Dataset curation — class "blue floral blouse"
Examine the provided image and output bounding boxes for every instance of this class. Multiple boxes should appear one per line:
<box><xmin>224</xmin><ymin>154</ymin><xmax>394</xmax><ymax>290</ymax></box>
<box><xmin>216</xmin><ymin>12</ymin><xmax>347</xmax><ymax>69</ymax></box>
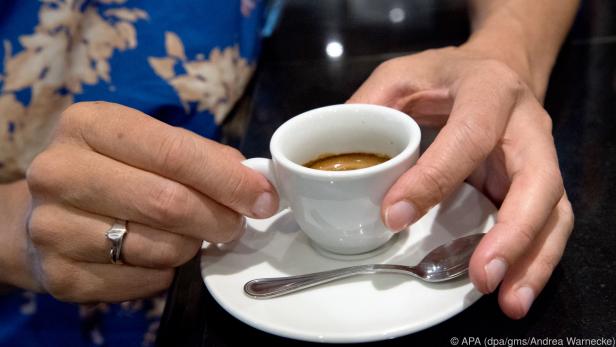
<box><xmin>0</xmin><ymin>0</ymin><xmax>265</xmax><ymax>346</ymax></box>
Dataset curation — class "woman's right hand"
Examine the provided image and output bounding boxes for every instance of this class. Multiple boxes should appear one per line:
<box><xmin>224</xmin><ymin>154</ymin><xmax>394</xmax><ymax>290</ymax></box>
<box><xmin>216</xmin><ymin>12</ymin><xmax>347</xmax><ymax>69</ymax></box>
<box><xmin>23</xmin><ymin>101</ymin><xmax>278</xmax><ymax>302</ymax></box>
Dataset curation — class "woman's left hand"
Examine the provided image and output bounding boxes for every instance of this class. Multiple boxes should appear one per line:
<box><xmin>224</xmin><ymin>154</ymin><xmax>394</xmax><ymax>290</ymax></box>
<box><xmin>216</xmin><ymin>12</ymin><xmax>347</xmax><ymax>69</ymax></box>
<box><xmin>348</xmin><ymin>45</ymin><xmax>573</xmax><ymax>319</ymax></box>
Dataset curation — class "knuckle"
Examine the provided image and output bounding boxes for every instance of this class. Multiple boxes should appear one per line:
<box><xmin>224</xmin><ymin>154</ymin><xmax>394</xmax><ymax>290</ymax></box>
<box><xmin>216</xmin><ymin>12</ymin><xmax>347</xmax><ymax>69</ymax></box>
<box><xmin>219</xmin><ymin>145</ymin><xmax>245</xmax><ymax>161</ymax></box>
<box><xmin>560</xmin><ymin>198</ymin><xmax>574</xmax><ymax>221</ymax></box>
<box><xmin>225</xmin><ymin>169</ymin><xmax>251</xmax><ymax>208</ymax></box>
<box><xmin>185</xmin><ymin>239</ymin><xmax>202</xmax><ymax>258</ymax></box>
<box><xmin>471</xmin><ymin>59</ymin><xmax>528</xmax><ymax>100</ymax></box>
<box><xmin>42</xmin><ymin>260</ymin><xmax>80</xmax><ymax>302</ymax></box>
<box><xmin>62</xmin><ymin>101</ymin><xmax>91</xmax><ymax>117</ymax></box>
<box><xmin>451</xmin><ymin>117</ymin><xmax>497</xmax><ymax>160</ymax></box>
<box><xmin>375</xmin><ymin>58</ymin><xmax>401</xmax><ymax>73</ymax></box>
<box><xmin>58</xmin><ymin>103</ymin><xmax>84</xmax><ymax>129</ymax></box>
<box><xmin>539</xmin><ymin>166</ymin><xmax>565</xmax><ymax>200</ymax></box>
<box><xmin>156</xmin><ymin>131</ymin><xmax>196</xmax><ymax>175</ymax></box>
<box><xmin>419</xmin><ymin>47</ymin><xmax>448</xmax><ymax>62</ymax></box>
<box><xmin>511</xmin><ymin>222</ymin><xmax>537</xmax><ymax>246</ymax></box>
<box><xmin>537</xmin><ymin>112</ymin><xmax>554</xmax><ymax>133</ymax></box>
<box><xmin>143</xmin><ymin>182</ymin><xmax>193</xmax><ymax>226</ymax></box>
<box><xmin>27</xmin><ymin>208</ymin><xmax>53</xmax><ymax>246</ymax></box>
<box><xmin>369</xmin><ymin>58</ymin><xmax>407</xmax><ymax>98</ymax></box>
<box><xmin>481</xmin><ymin>59</ymin><xmax>526</xmax><ymax>96</ymax></box>
<box><xmin>59</xmin><ymin>101</ymin><xmax>126</xmax><ymax>145</ymax></box>
<box><xmin>558</xmin><ymin>198</ymin><xmax>575</xmax><ymax>230</ymax></box>
<box><xmin>26</xmin><ymin>147</ymin><xmax>75</xmax><ymax>197</ymax></box>
<box><xmin>148</xmin><ymin>241</ymin><xmax>186</xmax><ymax>268</ymax></box>
<box><xmin>552</xmin><ymin>177</ymin><xmax>565</xmax><ymax>199</ymax></box>
<box><xmin>57</xmin><ymin>102</ymin><xmax>97</xmax><ymax>133</ymax></box>
<box><xmin>413</xmin><ymin>163</ymin><xmax>450</xmax><ymax>208</ymax></box>
<box><xmin>536</xmin><ymin>255</ymin><xmax>561</xmax><ymax>277</ymax></box>
<box><xmin>375</xmin><ymin>55</ymin><xmax>416</xmax><ymax>75</ymax></box>
<box><xmin>26</xmin><ymin>151</ymin><xmax>55</xmax><ymax>194</ymax></box>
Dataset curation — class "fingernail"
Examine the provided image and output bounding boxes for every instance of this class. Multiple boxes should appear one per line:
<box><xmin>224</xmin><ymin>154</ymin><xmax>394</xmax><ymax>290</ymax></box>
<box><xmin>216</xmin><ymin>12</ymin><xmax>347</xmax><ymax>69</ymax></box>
<box><xmin>516</xmin><ymin>286</ymin><xmax>535</xmax><ymax>318</ymax></box>
<box><xmin>385</xmin><ymin>200</ymin><xmax>417</xmax><ymax>232</ymax></box>
<box><xmin>252</xmin><ymin>192</ymin><xmax>276</xmax><ymax>218</ymax></box>
<box><xmin>484</xmin><ymin>258</ymin><xmax>508</xmax><ymax>292</ymax></box>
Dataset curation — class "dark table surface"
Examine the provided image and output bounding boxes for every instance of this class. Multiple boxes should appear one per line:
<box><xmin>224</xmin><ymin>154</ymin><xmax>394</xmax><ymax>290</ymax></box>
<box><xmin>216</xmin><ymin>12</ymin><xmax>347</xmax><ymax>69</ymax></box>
<box><xmin>157</xmin><ymin>1</ymin><xmax>616</xmax><ymax>345</ymax></box>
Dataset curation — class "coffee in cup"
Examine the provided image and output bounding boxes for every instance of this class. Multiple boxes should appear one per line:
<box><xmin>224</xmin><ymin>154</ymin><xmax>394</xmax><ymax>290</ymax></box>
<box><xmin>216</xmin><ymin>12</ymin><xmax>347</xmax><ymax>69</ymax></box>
<box><xmin>242</xmin><ymin>104</ymin><xmax>421</xmax><ymax>255</ymax></box>
<box><xmin>304</xmin><ymin>152</ymin><xmax>391</xmax><ymax>171</ymax></box>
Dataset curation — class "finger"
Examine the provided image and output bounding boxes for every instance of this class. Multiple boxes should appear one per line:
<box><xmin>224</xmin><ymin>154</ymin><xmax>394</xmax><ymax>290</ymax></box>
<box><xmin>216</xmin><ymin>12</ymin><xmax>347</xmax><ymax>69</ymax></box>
<box><xmin>29</xmin><ymin>202</ymin><xmax>205</xmax><ymax>268</ymax></box>
<box><xmin>346</xmin><ymin>58</ymin><xmax>415</xmax><ymax>107</ymax></box>
<box><xmin>397</xmin><ymin>90</ymin><xmax>453</xmax><ymax>127</ymax></box>
<box><xmin>381</xmin><ymin>71</ymin><xmax>518</xmax><ymax>231</ymax></box>
<box><xmin>497</xmin><ymin>196</ymin><xmax>573</xmax><ymax>319</ymax></box>
<box><xmin>58</xmin><ymin>102</ymin><xmax>278</xmax><ymax>218</ymax></box>
<box><xmin>346</xmin><ymin>58</ymin><xmax>452</xmax><ymax>127</ymax></box>
<box><xmin>466</xmin><ymin>149</ymin><xmax>511</xmax><ymax>204</ymax></box>
<box><xmin>27</xmin><ymin>146</ymin><xmax>245</xmax><ymax>242</ymax></box>
<box><xmin>38</xmin><ymin>255</ymin><xmax>174</xmax><ymax>303</ymax></box>
<box><xmin>469</xmin><ymin>107</ymin><xmax>565</xmax><ymax>294</ymax></box>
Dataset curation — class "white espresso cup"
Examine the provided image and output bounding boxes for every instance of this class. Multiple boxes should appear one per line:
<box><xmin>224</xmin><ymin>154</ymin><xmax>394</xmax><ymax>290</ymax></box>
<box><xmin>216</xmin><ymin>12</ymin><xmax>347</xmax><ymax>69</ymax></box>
<box><xmin>243</xmin><ymin>104</ymin><xmax>421</xmax><ymax>255</ymax></box>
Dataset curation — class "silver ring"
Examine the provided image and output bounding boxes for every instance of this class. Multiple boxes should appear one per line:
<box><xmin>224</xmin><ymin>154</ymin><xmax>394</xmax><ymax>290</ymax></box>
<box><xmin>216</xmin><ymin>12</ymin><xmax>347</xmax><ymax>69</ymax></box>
<box><xmin>105</xmin><ymin>219</ymin><xmax>128</xmax><ymax>264</ymax></box>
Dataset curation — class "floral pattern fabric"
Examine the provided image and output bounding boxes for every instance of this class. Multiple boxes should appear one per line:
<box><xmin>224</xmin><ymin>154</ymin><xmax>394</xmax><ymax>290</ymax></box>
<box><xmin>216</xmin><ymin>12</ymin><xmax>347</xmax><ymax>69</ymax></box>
<box><xmin>0</xmin><ymin>0</ymin><xmax>264</xmax><ymax>346</ymax></box>
<box><xmin>0</xmin><ymin>0</ymin><xmax>262</xmax><ymax>182</ymax></box>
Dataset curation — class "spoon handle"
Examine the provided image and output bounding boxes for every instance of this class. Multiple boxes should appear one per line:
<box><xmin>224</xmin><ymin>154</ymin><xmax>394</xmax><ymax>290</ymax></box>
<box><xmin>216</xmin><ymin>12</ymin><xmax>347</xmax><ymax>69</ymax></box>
<box><xmin>244</xmin><ymin>264</ymin><xmax>419</xmax><ymax>298</ymax></box>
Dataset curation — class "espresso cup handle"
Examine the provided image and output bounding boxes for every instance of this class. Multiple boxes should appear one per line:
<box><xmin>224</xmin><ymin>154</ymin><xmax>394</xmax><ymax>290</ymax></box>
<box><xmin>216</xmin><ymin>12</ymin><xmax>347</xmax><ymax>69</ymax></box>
<box><xmin>242</xmin><ymin>158</ymin><xmax>289</xmax><ymax>213</ymax></box>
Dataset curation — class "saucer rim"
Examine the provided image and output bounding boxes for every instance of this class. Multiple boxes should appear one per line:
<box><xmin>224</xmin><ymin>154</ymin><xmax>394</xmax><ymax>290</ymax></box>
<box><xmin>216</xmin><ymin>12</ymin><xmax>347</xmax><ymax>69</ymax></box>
<box><xmin>201</xmin><ymin>183</ymin><xmax>496</xmax><ymax>343</ymax></box>
<box><xmin>204</xmin><ymin>277</ymin><xmax>483</xmax><ymax>343</ymax></box>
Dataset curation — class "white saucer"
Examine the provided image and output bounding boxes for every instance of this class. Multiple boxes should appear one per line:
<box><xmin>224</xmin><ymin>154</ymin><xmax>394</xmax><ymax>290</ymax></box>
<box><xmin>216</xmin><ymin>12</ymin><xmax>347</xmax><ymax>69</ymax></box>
<box><xmin>200</xmin><ymin>183</ymin><xmax>497</xmax><ymax>343</ymax></box>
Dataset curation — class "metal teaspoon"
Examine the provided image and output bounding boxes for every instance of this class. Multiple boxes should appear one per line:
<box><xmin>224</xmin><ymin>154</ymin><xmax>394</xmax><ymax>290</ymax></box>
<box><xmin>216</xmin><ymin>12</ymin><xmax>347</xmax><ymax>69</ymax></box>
<box><xmin>244</xmin><ymin>233</ymin><xmax>484</xmax><ymax>298</ymax></box>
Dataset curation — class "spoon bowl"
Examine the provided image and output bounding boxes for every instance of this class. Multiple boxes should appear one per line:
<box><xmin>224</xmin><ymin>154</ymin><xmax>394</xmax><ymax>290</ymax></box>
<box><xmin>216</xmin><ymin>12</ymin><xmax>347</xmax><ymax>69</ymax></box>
<box><xmin>244</xmin><ymin>233</ymin><xmax>485</xmax><ymax>298</ymax></box>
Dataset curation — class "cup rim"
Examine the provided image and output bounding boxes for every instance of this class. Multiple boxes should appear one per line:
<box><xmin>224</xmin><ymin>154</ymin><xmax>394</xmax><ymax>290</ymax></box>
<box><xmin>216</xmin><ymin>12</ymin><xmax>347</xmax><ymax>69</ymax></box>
<box><xmin>269</xmin><ymin>104</ymin><xmax>421</xmax><ymax>180</ymax></box>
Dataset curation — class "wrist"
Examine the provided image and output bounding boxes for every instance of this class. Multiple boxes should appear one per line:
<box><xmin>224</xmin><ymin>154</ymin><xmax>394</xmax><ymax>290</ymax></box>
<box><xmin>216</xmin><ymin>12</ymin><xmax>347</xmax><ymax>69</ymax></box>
<box><xmin>462</xmin><ymin>16</ymin><xmax>556</xmax><ymax>101</ymax></box>
<box><xmin>0</xmin><ymin>181</ymin><xmax>40</xmax><ymax>291</ymax></box>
